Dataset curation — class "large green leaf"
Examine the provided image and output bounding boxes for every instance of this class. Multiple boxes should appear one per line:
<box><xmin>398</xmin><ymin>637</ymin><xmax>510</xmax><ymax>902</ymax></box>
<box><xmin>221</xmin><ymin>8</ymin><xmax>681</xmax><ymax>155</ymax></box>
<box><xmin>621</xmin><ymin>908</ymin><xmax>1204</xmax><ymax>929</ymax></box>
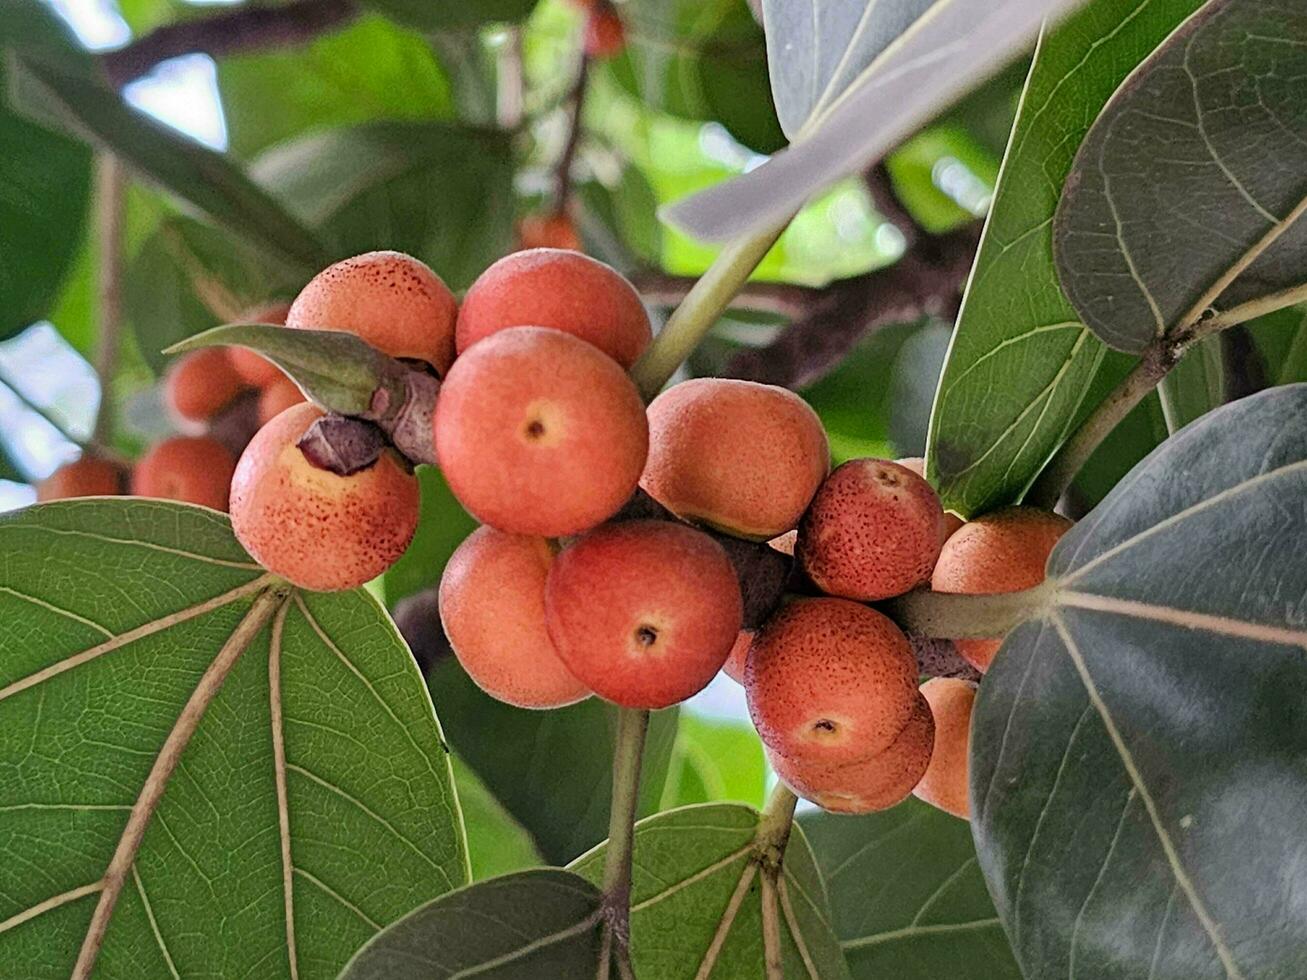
<box><xmin>340</xmin><ymin>869</ymin><xmax>607</xmax><ymax>979</ymax></box>
<box><xmin>926</xmin><ymin>0</ymin><xmax>1203</xmax><ymax>516</ymax></box>
<box><xmin>973</xmin><ymin>384</ymin><xmax>1307</xmax><ymax>978</ymax></box>
<box><xmin>801</xmin><ymin>799</ymin><xmax>1019</xmax><ymax>979</ymax></box>
<box><xmin>0</xmin><ymin>500</ymin><xmax>468</xmax><ymax>976</ymax></box>
<box><xmin>0</xmin><ymin>55</ymin><xmax>90</xmax><ymax>341</ymax></box>
<box><xmin>1055</xmin><ymin>0</ymin><xmax>1307</xmax><ymax>353</ymax></box>
<box><xmin>661</xmin><ymin>714</ymin><xmax>768</xmax><ymax>810</ymax></box>
<box><xmin>218</xmin><ymin>14</ymin><xmax>454</xmax><ymax>159</ymax></box>
<box><xmin>666</xmin><ymin>0</ymin><xmax>1084</xmax><ymax>240</ymax></box>
<box><xmin>428</xmin><ymin>658</ymin><xmax>679</xmax><ymax>864</ymax></box>
<box><xmin>252</xmin><ymin>121</ymin><xmax>514</xmax><ymax>290</ymax></box>
<box><xmin>570</xmin><ymin>803</ymin><xmax>851</xmax><ymax>979</ymax></box>
<box><xmin>450</xmin><ymin>758</ymin><xmax>543</xmax><ymax>881</ymax></box>
<box><xmin>7</xmin><ymin>56</ymin><xmax>327</xmax><ymax>276</ymax></box>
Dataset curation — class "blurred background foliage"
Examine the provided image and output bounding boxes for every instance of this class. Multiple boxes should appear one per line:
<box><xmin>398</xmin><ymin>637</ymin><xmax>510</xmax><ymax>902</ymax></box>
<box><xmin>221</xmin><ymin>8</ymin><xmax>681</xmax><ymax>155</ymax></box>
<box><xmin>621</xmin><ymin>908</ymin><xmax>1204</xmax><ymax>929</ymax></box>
<box><xmin>8</xmin><ymin>0</ymin><xmax>1300</xmax><ymax>873</ymax></box>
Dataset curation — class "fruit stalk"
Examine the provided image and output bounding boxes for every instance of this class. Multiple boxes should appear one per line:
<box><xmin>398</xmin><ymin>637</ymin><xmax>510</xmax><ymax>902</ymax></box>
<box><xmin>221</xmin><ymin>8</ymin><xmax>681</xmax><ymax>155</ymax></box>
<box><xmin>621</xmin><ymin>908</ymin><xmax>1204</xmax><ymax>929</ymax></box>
<box><xmin>755</xmin><ymin>784</ymin><xmax>796</xmax><ymax>980</ymax></box>
<box><xmin>630</xmin><ymin>221</ymin><xmax>790</xmax><ymax>400</ymax></box>
<box><xmin>598</xmin><ymin>706</ymin><xmax>650</xmax><ymax>977</ymax></box>
<box><xmin>882</xmin><ymin>582</ymin><xmax>1053</xmax><ymax>639</ymax></box>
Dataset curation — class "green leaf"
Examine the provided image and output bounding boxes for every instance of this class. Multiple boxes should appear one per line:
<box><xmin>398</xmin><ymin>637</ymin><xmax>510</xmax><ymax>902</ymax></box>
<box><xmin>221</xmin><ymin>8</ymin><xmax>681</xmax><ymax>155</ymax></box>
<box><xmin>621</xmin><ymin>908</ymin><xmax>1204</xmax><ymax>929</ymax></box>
<box><xmin>661</xmin><ymin>714</ymin><xmax>768</xmax><ymax>810</ymax></box>
<box><xmin>0</xmin><ymin>499</ymin><xmax>468</xmax><ymax>976</ymax></box>
<box><xmin>1054</xmin><ymin>0</ymin><xmax>1307</xmax><ymax>353</ymax></box>
<box><xmin>926</xmin><ymin>0</ymin><xmax>1204</xmax><ymax>517</ymax></box>
<box><xmin>427</xmin><ymin>658</ymin><xmax>679</xmax><ymax>864</ymax></box>
<box><xmin>167</xmin><ymin>323</ymin><xmax>394</xmax><ymax>416</ymax></box>
<box><xmin>0</xmin><ymin>56</ymin><xmax>91</xmax><ymax>341</ymax></box>
<box><xmin>126</xmin><ymin>218</ymin><xmax>301</xmax><ymax>374</ymax></box>
<box><xmin>973</xmin><ymin>384</ymin><xmax>1307</xmax><ymax>978</ymax></box>
<box><xmin>570</xmin><ymin>802</ymin><xmax>851</xmax><ymax>979</ymax></box>
<box><xmin>1156</xmin><ymin>335</ymin><xmax>1224</xmax><ymax>433</ymax></box>
<box><xmin>1252</xmin><ymin>304</ymin><xmax>1307</xmax><ymax>386</ymax></box>
<box><xmin>218</xmin><ymin>14</ymin><xmax>454</xmax><ymax>159</ymax></box>
<box><xmin>7</xmin><ymin>56</ymin><xmax>327</xmax><ymax>275</ymax></box>
<box><xmin>606</xmin><ymin>0</ymin><xmax>784</xmax><ymax>154</ymax></box>
<box><xmin>451</xmin><ymin>757</ymin><xmax>544</xmax><ymax>881</ymax></box>
<box><xmin>801</xmin><ymin>799</ymin><xmax>1019</xmax><ymax>979</ymax></box>
<box><xmin>666</xmin><ymin>0</ymin><xmax>1084</xmax><ymax>240</ymax></box>
<box><xmin>382</xmin><ymin>466</ymin><xmax>478</xmax><ymax>605</ymax></box>
<box><xmin>252</xmin><ymin>121</ymin><xmax>515</xmax><ymax>290</ymax></box>
<box><xmin>340</xmin><ymin>869</ymin><xmax>606</xmax><ymax>979</ymax></box>
<box><xmin>361</xmin><ymin>0</ymin><xmax>537</xmax><ymax>32</ymax></box>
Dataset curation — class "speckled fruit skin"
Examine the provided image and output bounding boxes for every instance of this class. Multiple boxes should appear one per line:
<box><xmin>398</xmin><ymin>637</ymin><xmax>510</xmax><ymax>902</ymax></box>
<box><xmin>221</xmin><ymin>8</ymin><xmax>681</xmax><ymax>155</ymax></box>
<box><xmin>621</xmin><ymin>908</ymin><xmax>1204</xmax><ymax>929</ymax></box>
<box><xmin>769</xmin><ymin>694</ymin><xmax>935</xmax><ymax>813</ymax></box>
<box><xmin>914</xmin><ymin>677</ymin><xmax>976</xmax><ymax>819</ymax></box>
<box><xmin>132</xmin><ymin>436</ymin><xmax>236</xmax><ymax>511</ymax></box>
<box><xmin>164</xmin><ymin>348</ymin><xmax>246</xmax><ymax>427</ymax></box>
<box><xmin>230</xmin><ymin>403</ymin><xmax>419</xmax><ymax>592</ymax></box>
<box><xmin>545</xmin><ymin>520</ymin><xmax>743</xmax><ymax>709</ymax></box>
<box><xmin>722</xmin><ymin>629</ymin><xmax>753</xmax><ymax>683</ymax></box>
<box><xmin>287</xmin><ymin>251</ymin><xmax>458</xmax><ymax>375</ymax></box>
<box><xmin>745</xmin><ymin>597</ymin><xmax>919</xmax><ymax>766</ymax></box>
<box><xmin>516</xmin><ymin>213</ymin><xmax>582</xmax><ymax>252</ymax></box>
<box><xmin>931</xmin><ymin>506</ymin><xmax>1073</xmax><ymax>672</ymax></box>
<box><xmin>37</xmin><ymin>456</ymin><xmax>122</xmax><ymax>501</ymax></box>
<box><xmin>456</xmin><ymin>249</ymin><xmax>651</xmax><ymax>368</ymax></box>
<box><xmin>257</xmin><ymin>375</ymin><xmax>305</xmax><ymax>426</ymax></box>
<box><xmin>642</xmin><ymin>379</ymin><xmax>830</xmax><ymax>540</ymax></box>
<box><xmin>797</xmin><ymin>458</ymin><xmax>945</xmax><ymax>601</ymax></box>
<box><xmin>227</xmin><ymin>301</ymin><xmax>292</xmax><ymax>386</ymax></box>
<box><xmin>896</xmin><ymin>456</ymin><xmax>964</xmax><ymax>541</ymax></box>
<box><xmin>439</xmin><ymin>527</ymin><xmax>590</xmax><ymax>709</ymax></box>
<box><xmin>435</xmin><ymin>327</ymin><xmax>649</xmax><ymax>537</ymax></box>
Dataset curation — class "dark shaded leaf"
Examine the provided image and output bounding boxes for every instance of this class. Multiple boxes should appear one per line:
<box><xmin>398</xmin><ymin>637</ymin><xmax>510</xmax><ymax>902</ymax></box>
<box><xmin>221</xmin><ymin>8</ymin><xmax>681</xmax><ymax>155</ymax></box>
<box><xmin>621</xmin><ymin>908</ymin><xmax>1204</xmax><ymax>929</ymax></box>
<box><xmin>427</xmin><ymin>658</ymin><xmax>680</xmax><ymax>864</ymax></box>
<box><xmin>1055</xmin><ymin>0</ymin><xmax>1307</xmax><ymax>352</ymax></box>
<box><xmin>340</xmin><ymin>869</ymin><xmax>604</xmax><ymax>979</ymax></box>
<box><xmin>252</xmin><ymin>121</ymin><xmax>514</xmax><ymax>290</ymax></box>
<box><xmin>973</xmin><ymin>384</ymin><xmax>1307</xmax><ymax>979</ymax></box>
<box><xmin>361</xmin><ymin>0</ymin><xmax>537</xmax><ymax>32</ymax></box>
<box><xmin>802</xmin><ymin>799</ymin><xmax>1020</xmax><ymax>979</ymax></box>
<box><xmin>8</xmin><ymin>56</ymin><xmax>327</xmax><ymax>275</ymax></box>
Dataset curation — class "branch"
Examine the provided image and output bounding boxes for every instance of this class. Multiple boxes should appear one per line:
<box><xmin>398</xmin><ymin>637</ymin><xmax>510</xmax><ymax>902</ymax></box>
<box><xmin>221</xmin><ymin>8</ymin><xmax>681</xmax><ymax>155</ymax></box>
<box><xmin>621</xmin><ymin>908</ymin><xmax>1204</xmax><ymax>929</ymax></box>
<box><xmin>723</xmin><ymin>225</ymin><xmax>979</xmax><ymax>389</ymax></box>
<box><xmin>553</xmin><ymin>53</ymin><xmax>590</xmax><ymax>213</ymax></box>
<box><xmin>631</xmin><ymin>271</ymin><xmax>817</xmax><ymax>319</ymax></box>
<box><xmin>99</xmin><ymin>0</ymin><xmax>359</xmax><ymax>88</ymax></box>
<box><xmin>93</xmin><ymin>154</ymin><xmax>125</xmax><ymax>446</ymax></box>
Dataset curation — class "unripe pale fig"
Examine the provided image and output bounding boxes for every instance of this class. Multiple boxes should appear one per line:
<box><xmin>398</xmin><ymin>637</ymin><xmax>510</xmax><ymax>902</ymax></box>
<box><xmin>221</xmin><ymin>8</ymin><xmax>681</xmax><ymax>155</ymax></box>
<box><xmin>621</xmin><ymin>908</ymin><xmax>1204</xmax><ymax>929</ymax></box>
<box><xmin>797</xmin><ymin>458</ymin><xmax>945</xmax><ymax>601</ymax></box>
<box><xmin>545</xmin><ymin>520</ymin><xmax>742</xmax><ymax>709</ymax></box>
<box><xmin>132</xmin><ymin>436</ymin><xmax>236</xmax><ymax>511</ymax></box>
<box><xmin>287</xmin><ymin>251</ymin><xmax>458</xmax><ymax>375</ymax></box>
<box><xmin>745</xmin><ymin>597</ymin><xmax>918</xmax><ymax>766</ymax></box>
<box><xmin>37</xmin><ymin>456</ymin><xmax>123</xmax><ymax>501</ymax></box>
<box><xmin>642</xmin><ymin>379</ymin><xmax>830</xmax><ymax>540</ymax></box>
<box><xmin>455</xmin><ymin>249</ymin><xmax>651</xmax><ymax>368</ymax></box>
<box><xmin>769</xmin><ymin>694</ymin><xmax>935</xmax><ymax>813</ymax></box>
<box><xmin>913</xmin><ymin>677</ymin><xmax>976</xmax><ymax>819</ymax></box>
<box><xmin>439</xmin><ymin>527</ymin><xmax>590</xmax><ymax>709</ymax></box>
<box><xmin>435</xmin><ymin>326</ymin><xmax>648</xmax><ymax>537</ymax></box>
<box><xmin>930</xmin><ymin>506</ymin><xmax>1073</xmax><ymax>672</ymax></box>
<box><xmin>230</xmin><ymin>403</ymin><xmax>419</xmax><ymax>591</ymax></box>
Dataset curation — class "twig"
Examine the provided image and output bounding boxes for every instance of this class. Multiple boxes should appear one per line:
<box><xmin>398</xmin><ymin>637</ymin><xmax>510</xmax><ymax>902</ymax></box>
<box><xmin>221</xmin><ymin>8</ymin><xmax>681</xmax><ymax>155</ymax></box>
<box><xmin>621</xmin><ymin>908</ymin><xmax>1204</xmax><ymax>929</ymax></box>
<box><xmin>99</xmin><ymin>0</ymin><xmax>359</xmax><ymax>88</ymax></box>
<box><xmin>631</xmin><ymin>272</ymin><xmax>817</xmax><ymax>319</ymax></box>
<box><xmin>93</xmin><ymin>154</ymin><xmax>125</xmax><ymax>446</ymax></box>
<box><xmin>553</xmin><ymin>53</ymin><xmax>590</xmax><ymax>213</ymax></box>
<box><xmin>631</xmin><ymin>221</ymin><xmax>790</xmax><ymax>400</ymax></box>
<box><xmin>723</xmin><ymin>225</ymin><xmax>979</xmax><ymax>389</ymax></box>
<box><xmin>864</xmin><ymin>164</ymin><xmax>920</xmax><ymax>250</ymax></box>
<box><xmin>881</xmin><ymin>583</ymin><xmax>1053</xmax><ymax>640</ymax></box>
<box><xmin>598</xmin><ymin>706</ymin><xmax>650</xmax><ymax>976</ymax></box>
